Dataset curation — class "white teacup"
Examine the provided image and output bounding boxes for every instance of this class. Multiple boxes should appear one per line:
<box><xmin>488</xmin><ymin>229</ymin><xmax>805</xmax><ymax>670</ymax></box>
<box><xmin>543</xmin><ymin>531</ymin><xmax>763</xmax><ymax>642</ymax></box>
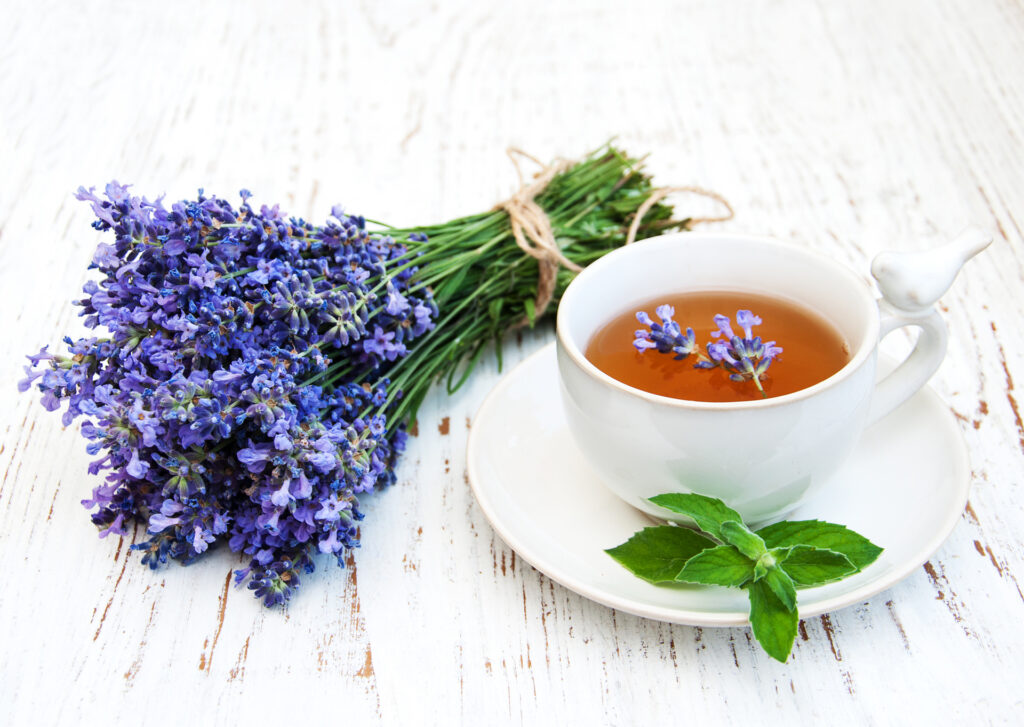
<box><xmin>556</xmin><ymin>230</ymin><xmax>989</xmax><ymax>524</ymax></box>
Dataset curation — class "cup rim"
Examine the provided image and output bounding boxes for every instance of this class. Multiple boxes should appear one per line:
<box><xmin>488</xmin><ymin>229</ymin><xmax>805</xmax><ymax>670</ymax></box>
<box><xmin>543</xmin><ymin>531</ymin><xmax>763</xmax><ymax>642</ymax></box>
<box><xmin>555</xmin><ymin>232</ymin><xmax>880</xmax><ymax>411</ymax></box>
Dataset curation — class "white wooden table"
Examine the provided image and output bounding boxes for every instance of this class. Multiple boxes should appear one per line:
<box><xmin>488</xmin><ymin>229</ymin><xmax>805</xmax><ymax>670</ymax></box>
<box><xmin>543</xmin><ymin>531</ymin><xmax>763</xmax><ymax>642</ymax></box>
<box><xmin>2</xmin><ymin>1</ymin><xmax>1022</xmax><ymax>723</ymax></box>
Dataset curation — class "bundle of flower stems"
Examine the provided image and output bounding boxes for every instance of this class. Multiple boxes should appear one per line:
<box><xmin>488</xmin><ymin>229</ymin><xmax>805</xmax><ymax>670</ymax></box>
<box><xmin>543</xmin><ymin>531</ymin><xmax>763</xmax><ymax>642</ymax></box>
<box><xmin>20</xmin><ymin>145</ymin><xmax>686</xmax><ymax>606</ymax></box>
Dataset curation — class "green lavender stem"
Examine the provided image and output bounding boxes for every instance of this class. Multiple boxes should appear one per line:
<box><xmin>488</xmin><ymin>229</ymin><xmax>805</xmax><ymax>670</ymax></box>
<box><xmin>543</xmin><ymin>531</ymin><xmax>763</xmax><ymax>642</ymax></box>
<box><xmin>375</xmin><ymin>145</ymin><xmax>689</xmax><ymax>427</ymax></box>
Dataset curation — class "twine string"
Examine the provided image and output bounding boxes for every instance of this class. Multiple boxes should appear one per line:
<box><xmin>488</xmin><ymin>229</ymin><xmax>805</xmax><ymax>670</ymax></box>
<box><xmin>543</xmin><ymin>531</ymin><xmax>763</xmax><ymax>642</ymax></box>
<box><xmin>495</xmin><ymin>149</ymin><xmax>582</xmax><ymax>326</ymax></box>
<box><xmin>495</xmin><ymin>149</ymin><xmax>734</xmax><ymax>326</ymax></box>
<box><xmin>623</xmin><ymin>185</ymin><xmax>734</xmax><ymax>246</ymax></box>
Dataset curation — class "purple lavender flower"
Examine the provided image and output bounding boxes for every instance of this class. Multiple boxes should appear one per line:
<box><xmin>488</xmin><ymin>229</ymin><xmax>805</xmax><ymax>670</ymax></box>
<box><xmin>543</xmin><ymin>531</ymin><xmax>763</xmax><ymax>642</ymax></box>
<box><xmin>270</xmin><ymin>479</ymin><xmax>295</xmax><ymax>508</ymax></box>
<box><xmin>192</xmin><ymin>525</ymin><xmax>216</xmax><ymax>553</ymax></box>
<box><xmin>99</xmin><ymin>512</ymin><xmax>126</xmax><ymax>539</ymax></box>
<box><xmin>237</xmin><ymin>442</ymin><xmax>273</xmax><ymax>473</ymax></box>
<box><xmin>364</xmin><ymin>326</ymin><xmax>407</xmax><ymax>362</ymax></box>
<box><xmin>384</xmin><ymin>282</ymin><xmax>410</xmax><ymax>315</ymax></box>
<box><xmin>315</xmin><ymin>494</ymin><xmax>343</xmax><ymax>522</ymax></box>
<box><xmin>17</xmin><ymin>365</ymin><xmax>43</xmax><ymax>393</ymax></box>
<box><xmin>631</xmin><ymin>306</ymin><xmax>784</xmax><ymax>397</ymax></box>
<box><xmin>736</xmin><ymin>310</ymin><xmax>759</xmax><ymax>339</ymax></box>
<box><xmin>633</xmin><ymin>304</ymin><xmax>696</xmax><ymax>360</ymax></box>
<box><xmin>411</xmin><ymin>302</ymin><xmax>436</xmax><ymax>336</ymax></box>
<box><xmin>318</xmin><ymin>528</ymin><xmax>342</xmax><ymax>554</ymax></box>
<box><xmin>126</xmin><ymin>450</ymin><xmax>150</xmax><ymax>479</ymax></box>
<box><xmin>21</xmin><ymin>183</ymin><xmax>435</xmax><ymax>607</ymax></box>
<box><xmin>148</xmin><ymin>512</ymin><xmax>180</xmax><ymax>533</ymax></box>
<box><xmin>247</xmin><ymin>561</ymin><xmax>300</xmax><ymax>607</ymax></box>
<box><xmin>696</xmin><ymin>309</ymin><xmax>782</xmax><ymax>396</ymax></box>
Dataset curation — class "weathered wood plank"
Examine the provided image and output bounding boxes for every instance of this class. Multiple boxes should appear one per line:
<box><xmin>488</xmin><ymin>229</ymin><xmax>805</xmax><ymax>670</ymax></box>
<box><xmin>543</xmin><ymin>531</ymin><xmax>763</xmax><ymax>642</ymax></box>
<box><xmin>1</xmin><ymin>0</ymin><xmax>1022</xmax><ymax>724</ymax></box>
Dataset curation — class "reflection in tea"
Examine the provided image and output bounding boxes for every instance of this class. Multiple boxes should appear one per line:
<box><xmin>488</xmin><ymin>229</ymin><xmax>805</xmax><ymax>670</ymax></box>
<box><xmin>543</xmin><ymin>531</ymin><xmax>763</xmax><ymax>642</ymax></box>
<box><xmin>584</xmin><ymin>290</ymin><xmax>851</xmax><ymax>402</ymax></box>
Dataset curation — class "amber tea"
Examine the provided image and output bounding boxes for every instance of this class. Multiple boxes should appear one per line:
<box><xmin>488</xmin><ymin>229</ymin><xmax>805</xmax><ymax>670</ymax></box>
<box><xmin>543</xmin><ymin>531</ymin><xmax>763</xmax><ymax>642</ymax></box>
<box><xmin>584</xmin><ymin>290</ymin><xmax>851</xmax><ymax>403</ymax></box>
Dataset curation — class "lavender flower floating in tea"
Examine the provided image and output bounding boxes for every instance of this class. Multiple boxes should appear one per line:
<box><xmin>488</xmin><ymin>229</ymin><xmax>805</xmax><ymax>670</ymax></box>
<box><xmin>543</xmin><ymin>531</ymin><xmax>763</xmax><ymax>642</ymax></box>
<box><xmin>634</xmin><ymin>306</ymin><xmax>783</xmax><ymax>397</ymax></box>
<box><xmin>586</xmin><ymin>290</ymin><xmax>850</xmax><ymax>402</ymax></box>
<box><xmin>632</xmin><ymin>304</ymin><xmax>697</xmax><ymax>359</ymax></box>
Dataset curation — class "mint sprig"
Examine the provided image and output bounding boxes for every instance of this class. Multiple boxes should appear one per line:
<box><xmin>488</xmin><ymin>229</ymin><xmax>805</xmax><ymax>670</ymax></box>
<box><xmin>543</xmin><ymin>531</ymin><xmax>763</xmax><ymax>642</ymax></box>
<box><xmin>604</xmin><ymin>526</ymin><xmax>715</xmax><ymax>583</ymax></box>
<box><xmin>605</xmin><ymin>493</ymin><xmax>883</xmax><ymax>663</ymax></box>
<box><xmin>648</xmin><ymin>493</ymin><xmax>742</xmax><ymax>541</ymax></box>
<box><xmin>756</xmin><ymin>520</ymin><xmax>883</xmax><ymax>570</ymax></box>
<box><xmin>676</xmin><ymin>545</ymin><xmax>754</xmax><ymax>586</ymax></box>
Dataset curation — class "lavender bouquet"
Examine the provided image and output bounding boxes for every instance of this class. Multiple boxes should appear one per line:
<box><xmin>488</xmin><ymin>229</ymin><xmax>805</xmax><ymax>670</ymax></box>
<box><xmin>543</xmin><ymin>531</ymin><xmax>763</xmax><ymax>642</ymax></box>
<box><xmin>19</xmin><ymin>146</ymin><xmax>691</xmax><ymax>606</ymax></box>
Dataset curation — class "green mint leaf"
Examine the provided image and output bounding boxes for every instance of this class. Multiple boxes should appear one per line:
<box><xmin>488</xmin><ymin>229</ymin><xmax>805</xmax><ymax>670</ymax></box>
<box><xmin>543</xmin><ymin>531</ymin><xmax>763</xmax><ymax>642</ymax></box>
<box><xmin>777</xmin><ymin>545</ymin><xmax>858</xmax><ymax>587</ymax></box>
<box><xmin>675</xmin><ymin>545</ymin><xmax>755</xmax><ymax>587</ymax></box>
<box><xmin>648</xmin><ymin>493</ymin><xmax>743</xmax><ymax>541</ymax></box>
<box><xmin>754</xmin><ymin>560</ymin><xmax>769</xmax><ymax>581</ymax></box>
<box><xmin>752</xmin><ymin>549</ymin><xmax>781</xmax><ymax>582</ymax></box>
<box><xmin>763</xmin><ymin>567</ymin><xmax>798</xmax><ymax>612</ymax></box>
<box><xmin>605</xmin><ymin>526</ymin><xmax>715</xmax><ymax>583</ymax></box>
<box><xmin>719</xmin><ymin>520</ymin><xmax>767</xmax><ymax>560</ymax></box>
<box><xmin>756</xmin><ymin>520</ymin><xmax>883</xmax><ymax>570</ymax></box>
<box><xmin>747</xmin><ymin>579</ymin><xmax>799</xmax><ymax>663</ymax></box>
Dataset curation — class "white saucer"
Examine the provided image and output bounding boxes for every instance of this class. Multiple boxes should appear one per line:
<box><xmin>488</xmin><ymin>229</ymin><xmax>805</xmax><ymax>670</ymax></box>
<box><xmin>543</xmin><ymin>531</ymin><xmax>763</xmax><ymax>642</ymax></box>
<box><xmin>466</xmin><ymin>343</ymin><xmax>971</xmax><ymax>626</ymax></box>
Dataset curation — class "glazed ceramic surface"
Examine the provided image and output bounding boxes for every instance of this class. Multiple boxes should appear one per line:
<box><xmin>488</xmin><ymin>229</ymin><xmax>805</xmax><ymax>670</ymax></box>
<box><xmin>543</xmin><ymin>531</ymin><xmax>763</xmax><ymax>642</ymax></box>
<box><xmin>555</xmin><ymin>232</ymin><xmax>969</xmax><ymax>523</ymax></box>
<box><xmin>468</xmin><ymin>344</ymin><xmax>970</xmax><ymax>625</ymax></box>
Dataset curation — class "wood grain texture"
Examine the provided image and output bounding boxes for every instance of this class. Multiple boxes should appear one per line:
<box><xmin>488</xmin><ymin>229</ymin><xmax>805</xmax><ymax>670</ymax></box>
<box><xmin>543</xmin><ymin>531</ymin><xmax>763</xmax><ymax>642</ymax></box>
<box><xmin>1</xmin><ymin>0</ymin><xmax>1022</xmax><ymax>724</ymax></box>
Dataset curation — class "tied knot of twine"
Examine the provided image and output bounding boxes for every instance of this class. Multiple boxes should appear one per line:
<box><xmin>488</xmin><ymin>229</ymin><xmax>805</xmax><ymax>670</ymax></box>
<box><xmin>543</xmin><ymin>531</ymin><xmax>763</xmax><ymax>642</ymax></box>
<box><xmin>495</xmin><ymin>149</ymin><xmax>582</xmax><ymax>327</ymax></box>
<box><xmin>496</xmin><ymin>148</ymin><xmax>734</xmax><ymax>327</ymax></box>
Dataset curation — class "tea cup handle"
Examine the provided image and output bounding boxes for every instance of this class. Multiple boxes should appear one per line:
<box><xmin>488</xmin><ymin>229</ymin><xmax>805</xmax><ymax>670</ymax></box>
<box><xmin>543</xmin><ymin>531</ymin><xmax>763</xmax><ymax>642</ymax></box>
<box><xmin>866</xmin><ymin>228</ymin><xmax>991</xmax><ymax>424</ymax></box>
<box><xmin>867</xmin><ymin>302</ymin><xmax>948</xmax><ymax>425</ymax></box>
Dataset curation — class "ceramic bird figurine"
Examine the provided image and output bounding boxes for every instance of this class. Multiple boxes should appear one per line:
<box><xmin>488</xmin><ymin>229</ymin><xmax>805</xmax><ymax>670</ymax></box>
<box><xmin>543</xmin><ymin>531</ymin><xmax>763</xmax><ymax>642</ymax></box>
<box><xmin>871</xmin><ymin>228</ymin><xmax>992</xmax><ymax>313</ymax></box>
